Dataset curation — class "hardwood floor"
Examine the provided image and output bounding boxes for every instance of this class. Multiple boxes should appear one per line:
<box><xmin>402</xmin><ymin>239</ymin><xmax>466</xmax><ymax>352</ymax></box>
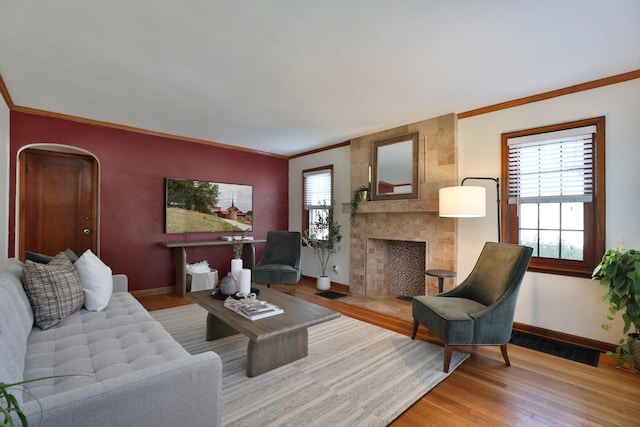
<box><xmin>137</xmin><ymin>278</ymin><xmax>640</xmax><ymax>427</ymax></box>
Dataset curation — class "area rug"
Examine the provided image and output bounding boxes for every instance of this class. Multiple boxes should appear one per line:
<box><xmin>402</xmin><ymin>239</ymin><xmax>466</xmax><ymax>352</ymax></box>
<box><xmin>510</xmin><ymin>330</ymin><xmax>600</xmax><ymax>367</ymax></box>
<box><xmin>152</xmin><ymin>304</ymin><xmax>468</xmax><ymax>426</ymax></box>
<box><xmin>315</xmin><ymin>290</ymin><xmax>347</xmax><ymax>299</ymax></box>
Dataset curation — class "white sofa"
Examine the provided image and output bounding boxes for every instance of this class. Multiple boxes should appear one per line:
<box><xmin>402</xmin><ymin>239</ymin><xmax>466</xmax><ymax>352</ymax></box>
<box><xmin>0</xmin><ymin>258</ymin><xmax>223</xmax><ymax>426</ymax></box>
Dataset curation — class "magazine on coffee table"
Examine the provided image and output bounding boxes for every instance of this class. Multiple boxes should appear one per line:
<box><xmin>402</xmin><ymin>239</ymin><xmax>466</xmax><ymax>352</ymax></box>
<box><xmin>223</xmin><ymin>297</ymin><xmax>284</xmax><ymax>320</ymax></box>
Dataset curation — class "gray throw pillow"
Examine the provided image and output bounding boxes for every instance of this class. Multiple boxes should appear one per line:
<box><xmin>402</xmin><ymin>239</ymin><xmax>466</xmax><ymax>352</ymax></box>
<box><xmin>25</xmin><ymin>249</ymin><xmax>79</xmax><ymax>264</ymax></box>
<box><xmin>22</xmin><ymin>252</ymin><xmax>85</xmax><ymax>330</ymax></box>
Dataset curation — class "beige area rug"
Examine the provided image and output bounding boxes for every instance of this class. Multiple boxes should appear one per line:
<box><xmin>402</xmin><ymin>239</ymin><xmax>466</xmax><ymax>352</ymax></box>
<box><xmin>340</xmin><ymin>295</ymin><xmax>414</xmax><ymax>323</ymax></box>
<box><xmin>152</xmin><ymin>304</ymin><xmax>468</xmax><ymax>427</ymax></box>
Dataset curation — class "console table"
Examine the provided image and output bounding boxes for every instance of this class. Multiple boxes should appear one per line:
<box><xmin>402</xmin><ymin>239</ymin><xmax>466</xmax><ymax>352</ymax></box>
<box><xmin>160</xmin><ymin>239</ymin><xmax>266</xmax><ymax>296</ymax></box>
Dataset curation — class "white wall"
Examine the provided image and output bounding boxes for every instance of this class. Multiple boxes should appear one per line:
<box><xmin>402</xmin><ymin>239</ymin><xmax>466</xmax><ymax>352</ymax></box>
<box><xmin>0</xmin><ymin>97</ymin><xmax>9</xmax><ymax>258</ymax></box>
<box><xmin>288</xmin><ymin>145</ymin><xmax>351</xmax><ymax>284</ymax></box>
<box><xmin>457</xmin><ymin>79</ymin><xmax>640</xmax><ymax>344</ymax></box>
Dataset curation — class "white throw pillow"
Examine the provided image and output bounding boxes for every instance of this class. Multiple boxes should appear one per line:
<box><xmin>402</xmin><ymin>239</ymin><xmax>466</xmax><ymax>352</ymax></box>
<box><xmin>75</xmin><ymin>249</ymin><xmax>113</xmax><ymax>311</ymax></box>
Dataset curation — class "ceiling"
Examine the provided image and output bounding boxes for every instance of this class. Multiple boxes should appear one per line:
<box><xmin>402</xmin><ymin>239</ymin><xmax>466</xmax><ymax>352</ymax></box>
<box><xmin>1</xmin><ymin>1</ymin><xmax>638</xmax><ymax>157</ymax></box>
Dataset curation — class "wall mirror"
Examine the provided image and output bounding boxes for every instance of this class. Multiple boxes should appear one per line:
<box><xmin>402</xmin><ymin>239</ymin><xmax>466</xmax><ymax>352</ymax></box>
<box><xmin>371</xmin><ymin>132</ymin><xmax>418</xmax><ymax>201</ymax></box>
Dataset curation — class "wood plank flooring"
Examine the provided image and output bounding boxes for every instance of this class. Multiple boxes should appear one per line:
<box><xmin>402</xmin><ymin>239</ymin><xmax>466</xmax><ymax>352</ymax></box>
<box><xmin>137</xmin><ymin>278</ymin><xmax>640</xmax><ymax>427</ymax></box>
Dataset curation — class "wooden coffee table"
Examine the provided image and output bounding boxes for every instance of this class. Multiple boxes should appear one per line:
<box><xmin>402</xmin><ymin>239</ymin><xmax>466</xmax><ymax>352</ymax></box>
<box><xmin>188</xmin><ymin>285</ymin><xmax>340</xmax><ymax>377</ymax></box>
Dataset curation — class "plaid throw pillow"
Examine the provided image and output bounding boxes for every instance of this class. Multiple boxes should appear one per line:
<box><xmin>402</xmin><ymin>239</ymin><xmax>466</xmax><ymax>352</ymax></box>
<box><xmin>22</xmin><ymin>252</ymin><xmax>85</xmax><ymax>330</ymax></box>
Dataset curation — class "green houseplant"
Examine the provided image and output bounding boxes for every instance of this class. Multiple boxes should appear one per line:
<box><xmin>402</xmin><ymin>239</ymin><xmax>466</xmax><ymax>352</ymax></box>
<box><xmin>1</xmin><ymin>375</ymin><xmax>84</xmax><ymax>427</ymax></box>
<box><xmin>350</xmin><ymin>185</ymin><xmax>370</xmax><ymax>224</ymax></box>
<box><xmin>1</xmin><ymin>379</ymin><xmax>28</xmax><ymax>427</ymax></box>
<box><xmin>303</xmin><ymin>201</ymin><xmax>342</xmax><ymax>290</ymax></box>
<box><xmin>592</xmin><ymin>246</ymin><xmax>640</xmax><ymax>370</ymax></box>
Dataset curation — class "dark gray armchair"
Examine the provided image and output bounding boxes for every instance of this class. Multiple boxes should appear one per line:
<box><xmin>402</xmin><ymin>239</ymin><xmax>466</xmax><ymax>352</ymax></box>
<box><xmin>411</xmin><ymin>242</ymin><xmax>533</xmax><ymax>372</ymax></box>
<box><xmin>251</xmin><ymin>231</ymin><xmax>302</xmax><ymax>295</ymax></box>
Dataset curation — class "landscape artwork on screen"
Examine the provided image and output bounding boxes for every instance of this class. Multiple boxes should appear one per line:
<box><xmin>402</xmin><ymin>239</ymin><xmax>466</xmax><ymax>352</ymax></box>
<box><xmin>165</xmin><ymin>178</ymin><xmax>253</xmax><ymax>233</ymax></box>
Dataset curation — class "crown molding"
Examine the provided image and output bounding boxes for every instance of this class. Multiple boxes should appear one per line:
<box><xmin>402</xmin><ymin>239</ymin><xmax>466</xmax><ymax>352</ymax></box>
<box><xmin>289</xmin><ymin>140</ymin><xmax>351</xmax><ymax>159</ymax></box>
<box><xmin>458</xmin><ymin>69</ymin><xmax>640</xmax><ymax>119</ymax></box>
<box><xmin>10</xmin><ymin>105</ymin><xmax>288</xmax><ymax>159</ymax></box>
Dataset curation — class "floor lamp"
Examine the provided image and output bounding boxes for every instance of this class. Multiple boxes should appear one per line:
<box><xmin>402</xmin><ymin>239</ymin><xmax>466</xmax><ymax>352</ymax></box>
<box><xmin>439</xmin><ymin>177</ymin><xmax>501</xmax><ymax>242</ymax></box>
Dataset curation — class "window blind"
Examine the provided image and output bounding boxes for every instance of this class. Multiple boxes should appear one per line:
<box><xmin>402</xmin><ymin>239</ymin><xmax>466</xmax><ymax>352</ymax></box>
<box><xmin>507</xmin><ymin>125</ymin><xmax>595</xmax><ymax>205</ymax></box>
<box><xmin>304</xmin><ymin>169</ymin><xmax>332</xmax><ymax>209</ymax></box>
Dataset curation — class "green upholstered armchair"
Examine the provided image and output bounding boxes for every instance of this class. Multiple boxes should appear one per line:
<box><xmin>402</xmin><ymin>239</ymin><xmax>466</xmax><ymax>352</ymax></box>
<box><xmin>251</xmin><ymin>231</ymin><xmax>302</xmax><ymax>294</ymax></box>
<box><xmin>412</xmin><ymin>242</ymin><xmax>533</xmax><ymax>372</ymax></box>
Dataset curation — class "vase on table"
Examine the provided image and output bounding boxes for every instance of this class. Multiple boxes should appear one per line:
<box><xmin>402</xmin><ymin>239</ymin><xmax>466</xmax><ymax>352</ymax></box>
<box><xmin>220</xmin><ymin>273</ymin><xmax>238</xmax><ymax>296</ymax></box>
<box><xmin>231</xmin><ymin>258</ymin><xmax>243</xmax><ymax>280</ymax></box>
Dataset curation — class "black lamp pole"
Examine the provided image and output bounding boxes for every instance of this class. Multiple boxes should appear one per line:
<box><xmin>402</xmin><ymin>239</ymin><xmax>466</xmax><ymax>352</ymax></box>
<box><xmin>460</xmin><ymin>177</ymin><xmax>501</xmax><ymax>242</ymax></box>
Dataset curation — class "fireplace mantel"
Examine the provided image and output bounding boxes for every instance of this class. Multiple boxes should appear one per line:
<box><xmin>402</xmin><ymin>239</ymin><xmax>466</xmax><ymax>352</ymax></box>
<box><xmin>342</xmin><ymin>199</ymin><xmax>438</xmax><ymax>215</ymax></box>
<box><xmin>366</xmin><ymin>234</ymin><xmax>430</xmax><ymax>242</ymax></box>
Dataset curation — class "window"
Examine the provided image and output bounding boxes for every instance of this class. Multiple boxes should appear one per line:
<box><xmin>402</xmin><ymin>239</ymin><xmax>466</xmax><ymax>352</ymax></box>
<box><xmin>303</xmin><ymin>166</ymin><xmax>333</xmax><ymax>239</ymax></box>
<box><xmin>502</xmin><ymin>117</ymin><xmax>605</xmax><ymax>277</ymax></box>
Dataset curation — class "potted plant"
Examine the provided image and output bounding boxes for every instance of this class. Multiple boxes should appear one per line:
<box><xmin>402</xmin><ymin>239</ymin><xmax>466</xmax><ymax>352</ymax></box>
<box><xmin>350</xmin><ymin>185</ymin><xmax>370</xmax><ymax>224</ymax></box>
<box><xmin>592</xmin><ymin>245</ymin><xmax>640</xmax><ymax>371</ymax></box>
<box><xmin>230</xmin><ymin>229</ymin><xmax>248</xmax><ymax>280</ymax></box>
<box><xmin>303</xmin><ymin>201</ymin><xmax>342</xmax><ymax>290</ymax></box>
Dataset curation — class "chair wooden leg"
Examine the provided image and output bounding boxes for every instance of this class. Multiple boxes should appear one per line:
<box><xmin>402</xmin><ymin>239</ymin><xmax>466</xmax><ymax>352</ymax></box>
<box><xmin>500</xmin><ymin>344</ymin><xmax>511</xmax><ymax>367</ymax></box>
<box><xmin>411</xmin><ymin>319</ymin><xmax>419</xmax><ymax>339</ymax></box>
<box><xmin>290</xmin><ymin>285</ymin><xmax>296</xmax><ymax>296</ymax></box>
<box><xmin>267</xmin><ymin>284</ymin><xmax>271</xmax><ymax>288</ymax></box>
<box><xmin>443</xmin><ymin>345</ymin><xmax>453</xmax><ymax>373</ymax></box>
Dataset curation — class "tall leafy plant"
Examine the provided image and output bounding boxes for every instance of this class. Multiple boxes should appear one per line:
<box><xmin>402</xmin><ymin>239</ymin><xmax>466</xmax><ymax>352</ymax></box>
<box><xmin>592</xmin><ymin>246</ymin><xmax>640</xmax><ymax>366</ymax></box>
<box><xmin>302</xmin><ymin>201</ymin><xmax>342</xmax><ymax>277</ymax></box>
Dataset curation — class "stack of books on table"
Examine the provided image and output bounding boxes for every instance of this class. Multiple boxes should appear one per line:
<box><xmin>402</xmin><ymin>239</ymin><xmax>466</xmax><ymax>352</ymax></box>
<box><xmin>223</xmin><ymin>297</ymin><xmax>284</xmax><ymax>320</ymax></box>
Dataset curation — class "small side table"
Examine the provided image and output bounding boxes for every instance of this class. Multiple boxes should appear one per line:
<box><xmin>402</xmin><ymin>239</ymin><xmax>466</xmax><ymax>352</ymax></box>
<box><xmin>425</xmin><ymin>269</ymin><xmax>456</xmax><ymax>294</ymax></box>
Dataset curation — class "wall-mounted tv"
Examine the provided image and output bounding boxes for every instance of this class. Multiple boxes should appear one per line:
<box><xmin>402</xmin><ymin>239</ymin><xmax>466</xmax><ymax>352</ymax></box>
<box><xmin>165</xmin><ymin>178</ymin><xmax>253</xmax><ymax>233</ymax></box>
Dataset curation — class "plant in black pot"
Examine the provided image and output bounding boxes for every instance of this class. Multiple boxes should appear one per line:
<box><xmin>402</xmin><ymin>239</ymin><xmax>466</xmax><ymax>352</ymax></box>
<box><xmin>592</xmin><ymin>245</ymin><xmax>640</xmax><ymax>371</ymax></box>
<box><xmin>302</xmin><ymin>201</ymin><xmax>342</xmax><ymax>291</ymax></box>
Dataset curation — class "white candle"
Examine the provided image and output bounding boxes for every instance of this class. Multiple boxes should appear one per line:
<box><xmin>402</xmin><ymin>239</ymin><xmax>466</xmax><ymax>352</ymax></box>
<box><xmin>239</xmin><ymin>268</ymin><xmax>251</xmax><ymax>294</ymax></box>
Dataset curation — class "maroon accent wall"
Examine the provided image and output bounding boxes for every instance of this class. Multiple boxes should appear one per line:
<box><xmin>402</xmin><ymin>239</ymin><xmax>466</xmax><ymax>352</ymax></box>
<box><xmin>9</xmin><ymin>111</ymin><xmax>289</xmax><ymax>292</ymax></box>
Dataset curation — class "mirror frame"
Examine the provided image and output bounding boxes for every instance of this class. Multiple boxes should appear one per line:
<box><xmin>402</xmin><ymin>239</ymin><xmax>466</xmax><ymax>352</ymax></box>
<box><xmin>371</xmin><ymin>132</ymin><xmax>419</xmax><ymax>201</ymax></box>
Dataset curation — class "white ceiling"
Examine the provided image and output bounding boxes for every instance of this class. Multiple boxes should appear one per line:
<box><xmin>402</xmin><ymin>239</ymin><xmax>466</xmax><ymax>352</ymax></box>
<box><xmin>1</xmin><ymin>1</ymin><xmax>638</xmax><ymax>157</ymax></box>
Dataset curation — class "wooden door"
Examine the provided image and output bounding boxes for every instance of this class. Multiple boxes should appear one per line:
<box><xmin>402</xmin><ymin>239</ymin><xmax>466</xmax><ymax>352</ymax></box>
<box><xmin>19</xmin><ymin>149</ymin><xmax>98</xmax><ymax>259</ymax></box>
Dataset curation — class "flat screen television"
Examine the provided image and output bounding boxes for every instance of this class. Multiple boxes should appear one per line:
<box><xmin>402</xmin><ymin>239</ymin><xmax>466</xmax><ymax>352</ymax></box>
<box><xmin>165</xmin><ymin>177</ymin><xmax>253</xmax><ymax>233</ymax></box>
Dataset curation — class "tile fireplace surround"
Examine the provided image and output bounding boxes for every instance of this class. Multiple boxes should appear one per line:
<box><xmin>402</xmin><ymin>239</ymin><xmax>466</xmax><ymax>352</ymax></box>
<box><xmin>348</xmin><ymin>113</ymin><xmax>458</xmax><ymax>297</ymax></box>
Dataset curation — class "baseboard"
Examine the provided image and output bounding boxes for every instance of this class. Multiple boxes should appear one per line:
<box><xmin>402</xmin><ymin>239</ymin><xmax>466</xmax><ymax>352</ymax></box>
<box><xmin>512</xmin><ymin>322</ymin><xmax>615</xmax><ymax>353</ymax></box>
<box><xmin>130</xmin><ymin>286</ymin><xmax>176</xmax><ymax>297</ymax></box>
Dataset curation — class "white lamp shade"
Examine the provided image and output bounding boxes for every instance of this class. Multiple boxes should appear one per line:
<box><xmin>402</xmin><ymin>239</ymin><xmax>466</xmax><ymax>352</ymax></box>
<box><xmin>439</xmin><ymin>186</ymin><xmax>486</xmax><ymax>217</ymax></box>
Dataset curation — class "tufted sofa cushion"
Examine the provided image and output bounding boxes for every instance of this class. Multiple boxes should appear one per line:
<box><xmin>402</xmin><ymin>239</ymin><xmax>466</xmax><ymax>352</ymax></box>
<box><xmin>23</xmin><ymin>292</ymin><xmax>190</xmax><ymax>401</ymax></box>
